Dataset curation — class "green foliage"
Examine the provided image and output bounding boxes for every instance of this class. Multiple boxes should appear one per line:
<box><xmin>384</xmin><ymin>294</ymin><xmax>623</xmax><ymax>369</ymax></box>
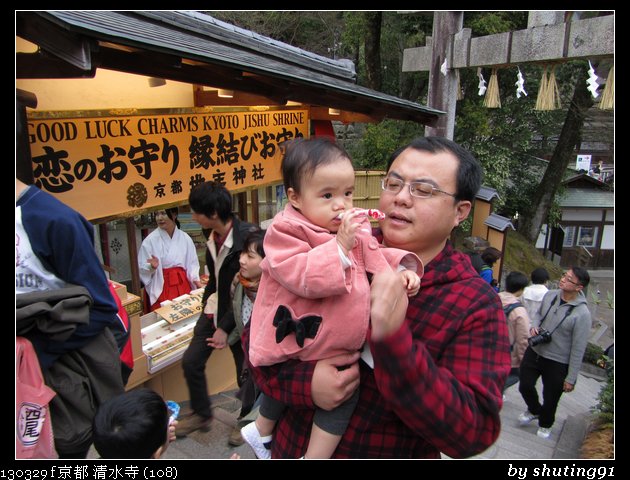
<box><xmin>583</xmin><ymin>342</ymin><xmax>605</xmax><ymax>365</ymax></box>
<box><xmin>606</xmin><ymin>292</ymin><xmax>614</xmax><ymax>310</ymax></box>
<box><xmin>453</xmin><ymin>60</ymin><xmax>578</xmax><ymax>223</ymax></box>
<box><xmin>591</xmin><ymin>290</ymin><xmax>602</xmax><ymax>306</ymax></box>
<box><xmin>452</xmin><ymin>228</ymin><xmax>563</xmax><ymax>283</ymax></box>
<box><xmin>207</xmin><ymin>11</ymin><xmax>348</xmax><ymax>58</ymax></box>
<box><xmin>455</xmin><ymin>90</ymin><xmax>538</xmax><ymax>215</ymax></box>
<box><xmin>465</xmin><ymin>12</ymin><xmax>528</xmax><ymax>35</ymax></box>
<box><xmin>380</xmin><ymin>12</ymin><xmax>432</xmax><ymax>97</ymax></box>
<box><xmin>349</xmin><ymin>119</ymin><xmax>424</xmax><ymax>170</ymax></box>
<box><xmin>589</xmin><ymin>288</ymin><xmax>614</xmax><ymax>426</ymax></box>
<box><xmin>341</xmin><ymin>11</ymin><xmax>367</xmax><ymax>45</ymax></box>
<box><xmin>593</xmin><ymin>360</ymin><xmax>614</xmax><ymax>424</ymax></box>
<box><xmin>502</xmin><ymin>230</ymin><xmax>563</xmax><ymax>280</ymax></box>
<box><xmin>545</xmin><ymin>201</ymin><xmax>563</xmax><ymax>228</ymax></box>
<box><xmin>340</xmin><ymin>11</ymin><xmax>365</xmax><ymax>76</ymax></box>
<box><xmin>456</xmin><ymin>217</ymin><xmax>473</xmax><ymax>237</ymax></box>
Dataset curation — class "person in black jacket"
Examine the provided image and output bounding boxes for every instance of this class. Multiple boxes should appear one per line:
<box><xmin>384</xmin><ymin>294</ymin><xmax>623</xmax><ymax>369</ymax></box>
<box><xmin>175</xmin><ymin>181</ymin><xmax>257</xmax><ymax>437</ymax></box>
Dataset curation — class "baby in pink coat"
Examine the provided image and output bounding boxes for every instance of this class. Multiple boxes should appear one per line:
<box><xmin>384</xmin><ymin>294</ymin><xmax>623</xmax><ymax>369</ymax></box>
<box><xmin>242</xmin><ymin>137</ymin><xmax>422</xmax><ymax>459</ymax></box>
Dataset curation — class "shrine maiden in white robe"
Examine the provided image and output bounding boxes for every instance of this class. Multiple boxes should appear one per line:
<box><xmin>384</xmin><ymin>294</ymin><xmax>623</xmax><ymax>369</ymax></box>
<box><xmin>138</xmin><ymin>227</ymin><xmax>200</xmax><ymax>307</ymax></box>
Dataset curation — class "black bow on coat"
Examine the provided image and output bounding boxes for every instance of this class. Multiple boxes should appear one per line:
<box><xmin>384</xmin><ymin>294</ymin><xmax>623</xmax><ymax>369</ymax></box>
<box><xmin>273</xmin><ymin>305</ymin><xmax>322</xmax><ymax>348</ymax></box>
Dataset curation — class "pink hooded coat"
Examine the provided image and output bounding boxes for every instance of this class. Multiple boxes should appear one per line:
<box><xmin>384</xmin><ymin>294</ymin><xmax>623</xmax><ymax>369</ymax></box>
<box><xmin>249</xmin><ymin>205</ymin><xmax>422</xmax><ymax>367</ymax></box>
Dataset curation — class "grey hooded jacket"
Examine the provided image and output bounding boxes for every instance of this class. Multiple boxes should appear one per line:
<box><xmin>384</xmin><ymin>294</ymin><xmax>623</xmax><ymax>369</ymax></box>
<box><xmin>531</xmin><ymin>289</ymin><xmax>592</xmax><ymax>385</ymax></box>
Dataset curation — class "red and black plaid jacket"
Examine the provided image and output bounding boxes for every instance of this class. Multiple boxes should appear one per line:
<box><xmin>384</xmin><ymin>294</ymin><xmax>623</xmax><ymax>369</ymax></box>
<box><xmin>248</xmin><ymin>241</ymin><xmax>510</xmax><ymax>458</ymax></box>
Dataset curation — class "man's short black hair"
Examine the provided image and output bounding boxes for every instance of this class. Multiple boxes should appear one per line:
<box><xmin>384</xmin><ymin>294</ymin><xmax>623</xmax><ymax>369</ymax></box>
<box><xmin>386</xmin><ymin>136</ymin><xmax>483</xmax><ymax>203</ymax></box>
<box><xmin>571</xmin><ymin>266</ymin><xmax>590</xmax><ymax>289</ymax></box>
<box><xmin>505</xmin><ymin>271</ymin><xmax>529</xmax><ymax>294</ymax></box>
<box><xmin>189</xmin><ymin>181</ymin><xmax>233</xmax><ymax>222</ymax></box>
<box><xmin>530</xmin><ymin>267</ymin><xmax>550</xmax><ymax>285</ymax></box>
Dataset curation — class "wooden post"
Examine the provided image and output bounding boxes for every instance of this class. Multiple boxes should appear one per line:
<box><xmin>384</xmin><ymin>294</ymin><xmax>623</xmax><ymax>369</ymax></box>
<box><xmin>16</xmin><ymin>89</ymin><xmax>37</xmax><ymax>183</ymax></box>
<box><xmin>236</xmin><ymin>192</ymin><xmax>247</xmax><ymax>221</ymax></box>
<box><xmin>126</xmin><ymin>217</ymin><xmax>141</xmax><ymax>296</ymax></box>
<box><xmin>267</xmin><ymin>186</ymin><xmax>275</xmax><ymax>222</ymax></box>
<box><xmin>98</xmin><ymin>224</ymin><xmax>110</xmax><ymax>268</ymax></box>
<box><xmin>251</xmin><ymin>189</ymin><xmax>259</xmax><ymax>226</ymax></box>
<box><xmin>424</xmin><ymin>12</ymin><xmax>463</xmax><ymax>140</ymax></box>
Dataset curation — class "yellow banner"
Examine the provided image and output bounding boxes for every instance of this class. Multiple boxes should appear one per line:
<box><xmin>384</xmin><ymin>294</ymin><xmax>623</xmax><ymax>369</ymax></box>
<box><xmin>27</xmin><ymin>109</ymin><xmax>309</xmax><ymax>221</ymax></box>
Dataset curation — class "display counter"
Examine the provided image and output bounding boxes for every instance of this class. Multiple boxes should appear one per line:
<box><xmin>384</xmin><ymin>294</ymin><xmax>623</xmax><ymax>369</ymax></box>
<box><xmin>121</xmin><ymin>288</ymin><xmax>237</xmax><ymax>401</ymax></box>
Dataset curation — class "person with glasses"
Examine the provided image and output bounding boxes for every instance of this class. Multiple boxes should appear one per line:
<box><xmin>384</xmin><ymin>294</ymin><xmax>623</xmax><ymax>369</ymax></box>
<box><xmin>248</xmin><ymin>136</ymin><xmax>510</xmax><ymax>458</ymax></box>
<box><xmin>244</xmin><ymin>137</ymin><xmax>421</xmax><ymax>459</ymax></box>
<box><xmin>517</xmin><ymin>267</ymin><xmax>592</xmax><ymax>440</ymax></box>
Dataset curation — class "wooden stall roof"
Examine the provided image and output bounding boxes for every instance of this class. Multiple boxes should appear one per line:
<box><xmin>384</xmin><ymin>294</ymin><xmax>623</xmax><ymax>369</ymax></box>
<box><xmin>484</xmin><ymin>213</ymin><xmax>515</xmax><ymax>232</ymax></box>
<box><xmin>16</xmin><ymin>10</ymin><xmax>443</xmax><ymax>125</ymax></box>
<box><xmin>476</xmin><ymin>186</ymin><xmax>500</xmax><ymax>202</ymax></box>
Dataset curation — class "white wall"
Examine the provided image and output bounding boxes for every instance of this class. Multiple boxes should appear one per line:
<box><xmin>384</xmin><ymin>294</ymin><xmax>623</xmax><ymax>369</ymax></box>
<box><xmin>535</xmin><ymin>224</ymin><xmax>548</xmax><ymax>249</ymax></box>
<box><xmin>561</xmin><ymin>209</ymin><xmax>603</xmax><ymax>222</ymax></box>
<box><xmin>605</xmin><ymin>209</ymin><xmax>614</xmax><ymax>222</ymax></box>
<box><xmin>601</xmin><ymin>224</ymin><xmax>615</xmax><ymax>250</ymax></box>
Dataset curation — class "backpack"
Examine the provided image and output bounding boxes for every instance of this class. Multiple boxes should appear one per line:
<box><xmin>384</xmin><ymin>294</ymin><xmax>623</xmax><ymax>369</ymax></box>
<box><xmin>503</xmin><ymin>302</ymin><xmax>522</xmax><ymax>352</ymax></box>
<box><xmin>503</xmin><ymin>301</ymin><xmax>523</xmax><ymax>320</ymax></box>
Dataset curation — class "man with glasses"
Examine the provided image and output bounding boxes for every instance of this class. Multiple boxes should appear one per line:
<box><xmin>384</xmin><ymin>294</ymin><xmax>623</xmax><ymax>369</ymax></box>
<box><xmin>248</xmin><ymin>137</ymin><xmax>511</xmax><ymax>458</ymax></box>
<box><xmin>517</xmin><ymin>267</ymin><xmax>592</xmax><ymax>440</ymax></box>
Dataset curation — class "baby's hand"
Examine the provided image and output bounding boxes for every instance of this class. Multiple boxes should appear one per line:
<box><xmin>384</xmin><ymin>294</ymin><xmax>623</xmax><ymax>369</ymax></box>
<box><xmin>335</xmin><ymin>208</ymin><xmax>366</xmax><ymax>254</ymax></box>
<box><xmin>400</xmin><ymin>270</ymin><xmax>421</xmax><ymax>296</ymax></box>
<box><xmin>168</xmin><ymin>420</ymin><xmax>178</xmax><ymax>442</ymax></box>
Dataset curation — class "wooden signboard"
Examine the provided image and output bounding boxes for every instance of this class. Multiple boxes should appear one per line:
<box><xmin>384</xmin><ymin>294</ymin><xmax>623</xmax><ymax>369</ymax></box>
<box><xmin>154</xmin><ymin>290</ymin><xmax>204</xmax><ymax>324</ymax></box>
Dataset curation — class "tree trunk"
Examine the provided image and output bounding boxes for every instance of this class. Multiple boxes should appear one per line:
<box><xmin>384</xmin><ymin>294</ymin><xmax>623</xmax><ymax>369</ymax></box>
<box><xmin>364</xmin><ymin>12</ymin><xmax>382</xmax><ymax>91</ymax></box>
<box><xmin>519</xmin><ymin>67</ymin><xmax>595</xmax><ymax>243</ymax></box>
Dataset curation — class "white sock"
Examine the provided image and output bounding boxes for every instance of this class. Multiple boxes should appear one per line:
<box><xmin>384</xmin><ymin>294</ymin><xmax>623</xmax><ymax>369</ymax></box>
<box><xmin>261</xmin><ymin>434</ymin><xmax>273</xmax><ymax>448</ymax></box>
<box><xmin>241</xmin><ymin>422</ymin><xmax>273</xmax><ymax>459</ymax></box>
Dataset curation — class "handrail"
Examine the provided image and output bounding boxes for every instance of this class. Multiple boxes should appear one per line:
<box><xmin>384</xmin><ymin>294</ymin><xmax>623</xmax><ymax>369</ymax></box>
<box><xmin>580</xmin><ymin>245</ymin><xmax>593</xmax><ymax>258</ymax></box>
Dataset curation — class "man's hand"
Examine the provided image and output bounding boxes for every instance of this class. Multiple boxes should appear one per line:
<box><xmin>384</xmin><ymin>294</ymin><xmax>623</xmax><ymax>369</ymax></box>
<box><xmin>312</xmin><ymin>352</ymin><xmax>360</xmax><ymax>411</ymax></box>
<box><xmin>563</xmin><ymin>381</ymin><xmax>575</xmax><ymax>393</ymax></box>
<box><xmin>207</xmin><ymin>328</ymin><xmax>228</xmax><ymax>349</ymax></box>
<box><xmin>370</xmin><ymin>270</ymin><xmax>409</xmax><ymax>341</ymax></box>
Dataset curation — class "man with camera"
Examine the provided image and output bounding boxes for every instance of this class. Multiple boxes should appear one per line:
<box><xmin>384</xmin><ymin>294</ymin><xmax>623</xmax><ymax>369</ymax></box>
<box><xmin>517</xmin><ymin>267</ymin><xmax>592</xmax><ymax>440</ymax></box>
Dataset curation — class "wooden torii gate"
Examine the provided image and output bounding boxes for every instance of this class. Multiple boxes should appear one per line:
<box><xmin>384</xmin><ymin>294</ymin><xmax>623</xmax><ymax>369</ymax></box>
<box><xmin>405</xmin><ymin>11</ymin><xmax>614</xmax><ymax>279</ymax></box>
<box><xmin>402</xmin><ymin>11</ymin><xmax>614</xmax><ymax>140</ymax></box>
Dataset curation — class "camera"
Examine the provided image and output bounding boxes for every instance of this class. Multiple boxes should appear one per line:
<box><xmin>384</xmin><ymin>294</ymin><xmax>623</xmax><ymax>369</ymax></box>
<box><xmin>528</xmin><ymin>328</ymin><xmax>552</xmax><ymax>347</ymax></box>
